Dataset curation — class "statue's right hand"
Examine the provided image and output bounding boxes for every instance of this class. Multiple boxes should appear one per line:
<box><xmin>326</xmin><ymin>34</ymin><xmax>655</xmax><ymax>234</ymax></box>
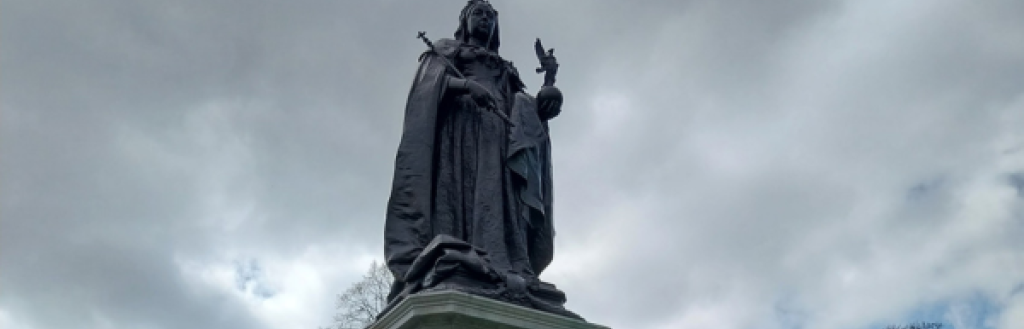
<box><xmin>465</xmin><ymin>80</ymin><xmax>499</xmax><ymax>110</ymax></box>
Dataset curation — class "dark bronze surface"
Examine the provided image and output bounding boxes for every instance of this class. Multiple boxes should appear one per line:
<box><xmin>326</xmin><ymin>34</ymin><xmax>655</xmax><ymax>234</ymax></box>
<box><xmin>381</xmin><ymin>0</ymin><xmax>576</xmax><ymax>321</ymax></box>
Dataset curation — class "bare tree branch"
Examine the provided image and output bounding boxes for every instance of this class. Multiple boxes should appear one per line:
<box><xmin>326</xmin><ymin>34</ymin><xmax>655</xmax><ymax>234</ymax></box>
<box><xmin>327</xmin><ymin>261</ymin><xmax>393</xmax><ymax>329</ymax></box>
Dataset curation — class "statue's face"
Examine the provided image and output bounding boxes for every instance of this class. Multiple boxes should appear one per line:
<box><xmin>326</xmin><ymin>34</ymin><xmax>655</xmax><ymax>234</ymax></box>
<box><xmin>465</xmin><ymin>5</ymin><xmax>496</xmax><ymax>39</ymax></box>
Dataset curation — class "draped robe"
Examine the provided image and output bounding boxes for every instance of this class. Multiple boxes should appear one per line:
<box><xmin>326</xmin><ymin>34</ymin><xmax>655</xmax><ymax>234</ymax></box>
<box><xmin>381</xmin><ymin>38</ymin><xmax>574</xmax><ymax>318</ymax></box>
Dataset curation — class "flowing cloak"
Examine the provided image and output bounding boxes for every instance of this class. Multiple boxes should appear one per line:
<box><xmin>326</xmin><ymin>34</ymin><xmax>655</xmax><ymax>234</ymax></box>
<box><xmin>382</xmin><ymin>38</ymin><xmax>561</xmax><ymax>311</ymax></box>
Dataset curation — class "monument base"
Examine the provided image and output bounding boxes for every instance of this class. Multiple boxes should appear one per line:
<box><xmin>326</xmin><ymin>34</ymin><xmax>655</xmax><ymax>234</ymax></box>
<box><xmin>369</xmin><ymin>290</ymin><xmax>610</xmax><ymax>329</ymax></box>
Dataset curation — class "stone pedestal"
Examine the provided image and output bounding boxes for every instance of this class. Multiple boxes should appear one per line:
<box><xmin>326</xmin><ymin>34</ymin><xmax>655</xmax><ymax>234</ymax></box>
<box><xmin>369</xmin><ymin>290</ymin><xmax>610</xmax><ymax>329</ymax></box>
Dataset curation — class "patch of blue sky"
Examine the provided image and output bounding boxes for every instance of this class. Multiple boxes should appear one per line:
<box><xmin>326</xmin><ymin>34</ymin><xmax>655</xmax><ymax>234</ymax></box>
<box><xmin>900</xmin><ymin>292</ymin><xmax>1000</xmax><ymax>329</ymax></box>
<box><xmin>233</xmin><ymin>258</ymin><xmax>277</xmax><ymax>299</ymax></box>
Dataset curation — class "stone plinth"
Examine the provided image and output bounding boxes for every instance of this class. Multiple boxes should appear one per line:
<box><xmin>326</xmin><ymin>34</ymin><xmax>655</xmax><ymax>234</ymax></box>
<box><xmin>369</xmin><ymin>290</ymin><xmax>609</xmax><ymax>329</ymax></box>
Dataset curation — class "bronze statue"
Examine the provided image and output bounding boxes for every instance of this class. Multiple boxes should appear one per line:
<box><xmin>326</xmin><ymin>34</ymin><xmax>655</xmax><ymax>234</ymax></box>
<box><xmin>381</xmin><ymin>0</ymin><xmax>576</xmax><ymax>319</ymax></box>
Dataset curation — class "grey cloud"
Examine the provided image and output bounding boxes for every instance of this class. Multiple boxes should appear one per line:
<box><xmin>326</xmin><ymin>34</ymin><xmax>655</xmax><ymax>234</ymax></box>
<box><xmin>3</xmin><ymin>1</ymin><xmax>1024</xmax><ymax>329</ymax></box>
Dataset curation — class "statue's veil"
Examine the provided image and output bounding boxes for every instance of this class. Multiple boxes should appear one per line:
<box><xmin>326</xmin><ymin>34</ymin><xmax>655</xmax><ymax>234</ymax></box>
<box><xmin>453</xmin><ymin>0</ymin><xmax>500</xmax><ymax>52</ymax></box>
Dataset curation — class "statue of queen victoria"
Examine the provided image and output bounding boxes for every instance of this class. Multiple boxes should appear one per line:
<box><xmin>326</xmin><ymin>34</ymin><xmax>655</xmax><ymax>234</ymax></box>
<box><xmin>381</xmin><ymin>0</ymin><xmax>577</xmax><ymax>319</ymax></box>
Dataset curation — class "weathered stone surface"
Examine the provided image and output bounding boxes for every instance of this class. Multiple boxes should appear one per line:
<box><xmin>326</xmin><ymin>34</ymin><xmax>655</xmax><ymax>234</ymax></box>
<box><xmin>369</xmin><ymin>290</ymin><xmax>609</xmax><ymax>329</ymax></box>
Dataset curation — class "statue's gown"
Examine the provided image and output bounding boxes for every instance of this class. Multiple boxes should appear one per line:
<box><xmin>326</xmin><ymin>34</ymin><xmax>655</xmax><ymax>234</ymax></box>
<box><xmin>381</xmin><ymin>38</ymin><xmax>575</xmax><ymax>319</ymax></box>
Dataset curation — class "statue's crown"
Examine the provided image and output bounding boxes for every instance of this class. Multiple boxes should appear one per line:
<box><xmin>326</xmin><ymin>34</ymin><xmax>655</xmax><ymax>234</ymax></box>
<box><xmin>466</xmin><ymin>0</ymin><xmax>495</xmax><ymax>11</ymax></box>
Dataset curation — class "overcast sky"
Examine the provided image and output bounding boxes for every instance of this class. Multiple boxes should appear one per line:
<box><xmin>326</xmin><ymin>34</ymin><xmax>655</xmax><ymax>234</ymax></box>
<box><xmin>2</xmin><ymin>0</ymin><xmax>1024</xmax><ymax>329</ymax></box>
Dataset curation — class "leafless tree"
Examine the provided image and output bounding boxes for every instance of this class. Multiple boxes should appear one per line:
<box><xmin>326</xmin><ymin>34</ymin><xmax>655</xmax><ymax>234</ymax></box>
<box><xmin>326</xmin><ymin>261</ymin><xmax>393</xmax><ymax>329</ymax></box>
